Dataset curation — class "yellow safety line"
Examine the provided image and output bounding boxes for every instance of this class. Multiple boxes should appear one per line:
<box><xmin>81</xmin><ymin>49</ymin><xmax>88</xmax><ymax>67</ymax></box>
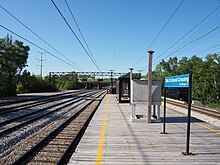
<box><xmin>167</xmin><ymin>109</ymin><xmax>220</xmax><ymax>135</ymax></box>
<box><xmin>167</xmin><ymin>109</ymin><xmax>182</xmax><ymax>117</ymax></box>
<box><xmin>195</xmin><ymin>122</ymin><xmax>220</xmax><ymax>135</ymax></box>
<box><xmin>95</xmin><ymin>95</ymin><xmax>109</xmax><ymax>165</ymax></box>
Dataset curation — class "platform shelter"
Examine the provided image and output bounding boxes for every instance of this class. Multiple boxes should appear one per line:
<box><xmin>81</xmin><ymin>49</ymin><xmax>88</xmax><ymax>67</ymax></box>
<box><xmin>116</xmin><ymin>73</ymin><xmax>141</xmax><ymax>103</ymax></box>
<box><xmin>130</xmin><ymin>80</ymin><xmax>162</xmax><ymax>122</ymax></box>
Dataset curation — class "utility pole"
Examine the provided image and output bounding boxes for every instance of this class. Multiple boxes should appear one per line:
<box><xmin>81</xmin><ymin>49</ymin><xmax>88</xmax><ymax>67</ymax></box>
<box><xmin>36</xmin><ymin>51</ymin><xmax>46</xmax><ymax>78</ymax></box>
<box><xmin>109</xmin><ymin>70</ymin><xmax>114</xmax><ymax>93</ymax></box>
<box><xmin>147</xmin><ymin>50</ymin><xmax>154</xmax><ymax>123</ymax></box>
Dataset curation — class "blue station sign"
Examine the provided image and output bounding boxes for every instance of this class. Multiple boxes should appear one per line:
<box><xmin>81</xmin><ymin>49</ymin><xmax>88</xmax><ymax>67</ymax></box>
<box><xmin>164</xmin><ymin>74</ymin><xmax>189</xmax><ymax>88</ymax></box>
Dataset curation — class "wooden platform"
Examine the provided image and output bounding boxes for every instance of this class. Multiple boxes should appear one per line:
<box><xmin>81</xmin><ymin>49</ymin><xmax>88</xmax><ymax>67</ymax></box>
<box><xmin>68</xmin><ymin>94</ymin><xmax>220</xmax><ymax>164</ymax></box>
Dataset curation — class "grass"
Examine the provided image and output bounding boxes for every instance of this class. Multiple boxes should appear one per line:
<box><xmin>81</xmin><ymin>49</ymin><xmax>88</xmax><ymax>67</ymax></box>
<box><xmin>204</xmin><ymin>103</ymin><xmax>220</xmax><ymax>110</ymax></box>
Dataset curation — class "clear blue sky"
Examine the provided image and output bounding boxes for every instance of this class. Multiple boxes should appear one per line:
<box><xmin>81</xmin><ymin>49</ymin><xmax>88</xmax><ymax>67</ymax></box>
<box><xmin>0</xmin><ymin>0</ymin><xmax>220</xmax><ymax>76</ymax></box>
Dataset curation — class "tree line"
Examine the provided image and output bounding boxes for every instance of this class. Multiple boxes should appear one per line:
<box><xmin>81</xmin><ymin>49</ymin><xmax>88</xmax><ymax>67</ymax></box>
<box><xmin>152</xmin><ymin>54</ymin><xmax>220</xmax><ymax>108</ymax></box>
<box><xmin>1</xmin><ymin>35</ymin><xmax>219</xmax><ymax>108</ymax></box>
<box><xmin>0</xmin><ymin>35</ymin><xmax>78</xmax><ymax>96</ymax></box>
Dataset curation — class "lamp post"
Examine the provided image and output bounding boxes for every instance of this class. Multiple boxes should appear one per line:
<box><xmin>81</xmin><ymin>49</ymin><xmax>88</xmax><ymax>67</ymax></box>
<box><xmin>147</xmin><ymin>50</ymin><xmax>154</xmax><ymax>123</ymax></box>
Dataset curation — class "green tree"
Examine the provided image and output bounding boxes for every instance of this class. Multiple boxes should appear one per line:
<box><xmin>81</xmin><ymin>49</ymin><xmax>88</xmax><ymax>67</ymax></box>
<box><xmin>152</xmin><ymin>54</ymin><xmax>220</xmax><ymax>106</ymax></box>
<box><xmin>203</xmin><ymin>54</ymin><xmax>220</xmax><ymax>103</ymax></box>
<box><xmin>50</xmin><ymin>73</ymin><xmax>78</xmax><ymax>90</ymax></box>
<box><xmin>16</xmin><ymin>69</ymin><xmax>31</xmax><ymax>93</ymax></box>
<box><xmin>0</xmin><ymin>35</ymin><xmax>30</xmax><ymax>96</ymax></box>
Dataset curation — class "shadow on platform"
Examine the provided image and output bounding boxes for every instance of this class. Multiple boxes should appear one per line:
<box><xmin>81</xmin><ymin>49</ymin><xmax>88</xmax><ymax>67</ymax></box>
<box><xmin>161</xmin><ymin>116</ymin><xmax>204</xmax><ymax>123</ymax></box>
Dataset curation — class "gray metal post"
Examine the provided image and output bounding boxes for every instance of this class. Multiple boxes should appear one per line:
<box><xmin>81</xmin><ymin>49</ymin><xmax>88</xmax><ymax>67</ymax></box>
<box><xmin>129</xmin><ymin>68</ymin><xmax>133</xmax><ymax>104</ymax></box>
<box><xmin>157</xmin><ymin>105</ymin><xmax>161</xmax><ymax>122</ymax></box>
<box><xmin>147</xmin><ymin>50</ymin><xmax>154</xmax><ymax>123</ymax></box>
<box><xmin>132</xmin><ymin>104</ymin><xmax>136</xmax><ymax>119</ymax></box>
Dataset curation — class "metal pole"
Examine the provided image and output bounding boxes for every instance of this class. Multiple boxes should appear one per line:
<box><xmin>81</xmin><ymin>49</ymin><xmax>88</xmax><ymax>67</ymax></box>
<box><xmin>184</xmin><ymin>73</ymin><xmax>192</xmax><ymax>155</ymax></box>
<box><xmin>147</xmin><ymin>50</ymin><xmax>154</xmax><ymax>123</ymax></box>
<box><xmin>129</xmin><ymin>68</ymin><xmax>133</xmax><ymax>105</ymax></box>
<box><xmin>37</xmin><ymin>51</ymin><xmax>46</xmax><ymax>78</ymax></box>
<box><xmin>162</xmin><ymin>87</ymin><xmax>167</xmax><ymax>134</ymax></box>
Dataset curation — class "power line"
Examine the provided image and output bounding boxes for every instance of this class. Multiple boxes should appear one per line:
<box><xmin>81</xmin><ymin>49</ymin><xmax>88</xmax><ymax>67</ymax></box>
<box><xmin>195</xmin><ymin>43</ymin><xmax>220</xmax><ymax>56</ymax></box>
<box><xmin>154</xmin><ymin>25</ymin><xmax>220</xmax><ymax>63</ymax></box>
<box><xmin>181</xmin><ymin>12</ymin><xmax>220</xmax><ymax>46</ymax></box>
<box><xmin>64</xmin><ymin>0</ymin><xmax>99</xmax><ymax>69</ymax></box>
<box><xmin>112</xmin><ymin>0</ymin><xmax>125</xmax><ymax>68</ymax></box>
<box><xmin>0</xmin><ymin>24</ymin><xmax>80</xmax><ymax>69</ymax></box>
<box><xmin>0</xmin><ymin>5</ymin><xmax>83</xmax><ymax>71</ymax></box>
<box><xmin>187</xmin><ymin>27</ymin><xmax>220</xmax><ymax>50</ymax></box>
<box><xmin>50</xmin><ymin>0</ymin><xmax>101</xmax><ymax>72</ymax></box>
<box><xmin>114</xmin><ymin>0</ymin><xmax>133</xmax><ymax>68</ymax></box>
<box><xmin>152</xmin><ymin>4</ymin><xmax>220</xmax><ymax>65</ymax></box>
<box><xmin>133</xmin><ymin>0</ymin><xmax>184</xmax><ymax>67</ymax></box>
<box><xmin>142</xmin><ymin>28</ymin><xmax>220</xmax><ymax>71</ymax></box>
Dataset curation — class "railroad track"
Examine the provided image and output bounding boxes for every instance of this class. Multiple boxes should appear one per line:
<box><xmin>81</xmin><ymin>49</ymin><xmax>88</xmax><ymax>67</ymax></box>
<box><xmin>0</xmin><ymin>90</ymin><xmax>100</xmax><ymax>127</ymax></box>
<box><xmin>0</xmin><ymin>90</ymin><xmax>102</xmax><ymax>138</ymax></box>
<box><xmin>0</xmin><ymin>90</ymin><xmax>90</xmax><ymax>115</ymax></box>
<box><xmin>0</xmin><ymin>89</ymin><xmax>106</xmax><ymax>164</ymax></box>
<box><xmin>165</xmin><ymin>98</ymin><xmax>220</xmax><ymax>119</ymax></box>
<box><xmin>0</xmin><ymin>90</ymin><xmax>81</xmax><ymax>107</ymax></box>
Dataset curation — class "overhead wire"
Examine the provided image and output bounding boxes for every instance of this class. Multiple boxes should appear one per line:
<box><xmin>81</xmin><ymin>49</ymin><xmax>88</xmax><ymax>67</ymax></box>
<box><xmin>112</xmin><ymin>0</ymin><xmax>125</xmax><ymax>68</ymax></box>
<box><xmin>0</xmin><ymin>4</ymin><xmax>83</xmax><ymax>71</ymax></box>
<box><xmin>0</xmin><ymin>24</ymin><xmax>78</xmax><ymax>69</ymax></box>
<box><xmin>114</xmin><ymin>0</ymin><xmax>134</xmax><ymax>68</ymax></box>
<box><xmin>188</xmin><ymin>27</ymin><xmax>220</xmax><ymax>50</ymax></box>
<box><xmin>176</xmin><ymin>12</ymin><xmax>220</xmax><ymax>48</ymax></box>
<box><xmin>50</xmin><ymin>0</ymin><xmax>101</xmax><ymax>72</ymax></box>
<box><xmin>141</xmin><ymin>26</ymin><xmax>220</xmax><ymax>71</ymax></box>
<box><xmin>133</xmin><ymin>0</ymin><xmax>185</xmax><ymax>68</ymax></box>
<box><xmin>154</xmin><ymin>25</ymin><xmax>220</xmax><ymax>64</ymax></box>
<box><xmin>64</xmin><ymin>0</ymin><xmax>99</xmax><ymax>69</ymax></box>
<box><xmin>194</xmin><ymin>43</ymin><xmax>220</xmax><ymax>56</ymax></box>
<box><xmin>152</xmin><ymin>4</ymin><xmax>220</xmax><ymax>66</ymax></box>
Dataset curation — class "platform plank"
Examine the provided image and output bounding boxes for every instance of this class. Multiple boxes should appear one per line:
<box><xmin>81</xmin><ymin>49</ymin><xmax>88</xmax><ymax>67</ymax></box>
<box><xmin>68</xmin><ymin>94</ymin><xmax>220</xmax><ymax>165</ymax></box>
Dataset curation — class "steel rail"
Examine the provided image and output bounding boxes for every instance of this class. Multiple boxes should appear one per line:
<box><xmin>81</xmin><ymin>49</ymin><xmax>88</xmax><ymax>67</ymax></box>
<box><xmin>0</xmin><ymin>90</ymin><xmax>100</xmax><ymax>126</ymax></box>
<box><xmin>0</xmin><ymin>98</ymin><xmax>81</xmax><ymax>136</ymax></box>
<box><xmin>12</xmin><ymin>92</ymin><xmax>105</xmax><ymax>164</ymax></box>
<box><xmin>0</xmin><ymin>91</ymin><xmax>101</xmax><ymax>137</ymax></box>
<box><xmin>0</xmin><ymin>90</ymin><xmax>89</xmax><ymax>115</ymax></box>
<box><xmin>165</xmin><ymin>99</ymin><xmax>220</xmax><ymax>119</ymax></box>
<box><xmin>0</xmin><ymin>90</ymin><xmax>80</xmax><ymax>107</ymax></box>
<box><xmin>57</xmin><ymin>96</ymin><xmax>103</xmax><ymax>164</ymax></box>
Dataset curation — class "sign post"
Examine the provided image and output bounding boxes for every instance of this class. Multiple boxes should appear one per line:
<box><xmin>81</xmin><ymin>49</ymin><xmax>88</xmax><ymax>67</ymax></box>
<box><xmin>163</xmin><ymin>74</ymin><xmax>192</xmax><ymax>155</ymax></box>
<box><xmin>183</xmin><ymin>73</ymin><xmax>192</xmax><ymax>155</ymax></box>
